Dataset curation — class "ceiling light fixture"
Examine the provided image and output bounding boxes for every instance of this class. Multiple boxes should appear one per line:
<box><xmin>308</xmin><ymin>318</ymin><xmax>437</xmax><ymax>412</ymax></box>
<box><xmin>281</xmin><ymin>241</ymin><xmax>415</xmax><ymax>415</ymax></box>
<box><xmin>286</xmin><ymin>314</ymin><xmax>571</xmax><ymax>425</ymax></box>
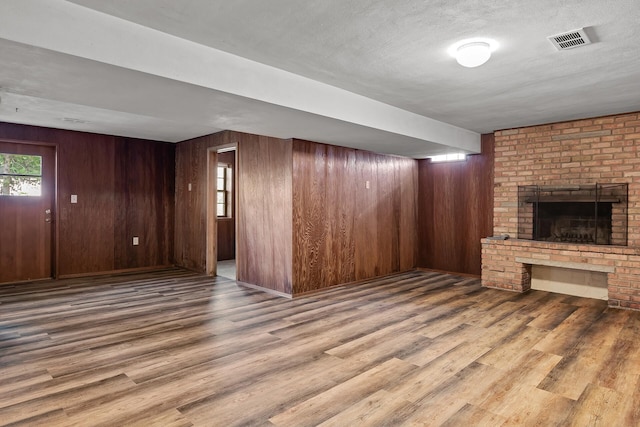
<box><xmin>456</xmin><ymin>42</ymin><xmax>491</xmax><ymax>67</ymax></box>
<box><xmin>449</xmin><ymin>38</ymin><xmax>498</xmax><ymax>68</ymax></box>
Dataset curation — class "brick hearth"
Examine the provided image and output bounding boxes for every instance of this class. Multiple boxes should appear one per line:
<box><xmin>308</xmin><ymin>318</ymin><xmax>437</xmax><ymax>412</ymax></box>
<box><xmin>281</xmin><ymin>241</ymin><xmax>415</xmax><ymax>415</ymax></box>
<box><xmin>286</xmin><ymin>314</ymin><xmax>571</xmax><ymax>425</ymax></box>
<box><xmin>482</xmin><ymin>111</ymin><xmax>640</xmax><ymax>310</ymax></box>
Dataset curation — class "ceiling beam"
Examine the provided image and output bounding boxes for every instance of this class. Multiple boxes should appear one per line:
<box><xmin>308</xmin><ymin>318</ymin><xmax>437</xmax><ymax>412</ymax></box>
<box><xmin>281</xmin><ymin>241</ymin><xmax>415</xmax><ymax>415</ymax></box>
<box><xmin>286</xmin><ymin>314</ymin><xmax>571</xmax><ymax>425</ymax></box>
<box><xmin>0</xmin><ymin>0</ymin><xmax>480</xmax><ymax>154</ymax></box>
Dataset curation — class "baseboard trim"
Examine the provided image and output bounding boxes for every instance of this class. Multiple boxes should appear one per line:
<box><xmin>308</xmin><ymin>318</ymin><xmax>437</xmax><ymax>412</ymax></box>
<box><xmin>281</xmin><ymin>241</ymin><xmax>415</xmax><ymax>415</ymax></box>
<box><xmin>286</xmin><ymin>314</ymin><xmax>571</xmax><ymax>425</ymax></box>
<box><xmin>57</xmin><ymin>265</ymin><xmax>176</xmax><ymax>280</ymax></box>
<box><xmin>292</xmin><ymin>269</ymin><xmax>419</xmax><ymax>298</ymax></box>
<box><xmin>236</xmin><ymin>281</ymin><xmax>293</xmax><ymax>299</ymax></box>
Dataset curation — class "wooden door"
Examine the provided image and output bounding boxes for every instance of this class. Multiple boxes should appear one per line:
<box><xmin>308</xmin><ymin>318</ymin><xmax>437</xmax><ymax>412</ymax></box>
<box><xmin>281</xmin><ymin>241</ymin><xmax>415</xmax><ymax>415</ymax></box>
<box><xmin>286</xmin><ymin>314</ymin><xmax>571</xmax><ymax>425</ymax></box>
<box><xmin>0</xmin><ymin>142</ymin><xmax>55</xmax><ymax>283</ymax></box>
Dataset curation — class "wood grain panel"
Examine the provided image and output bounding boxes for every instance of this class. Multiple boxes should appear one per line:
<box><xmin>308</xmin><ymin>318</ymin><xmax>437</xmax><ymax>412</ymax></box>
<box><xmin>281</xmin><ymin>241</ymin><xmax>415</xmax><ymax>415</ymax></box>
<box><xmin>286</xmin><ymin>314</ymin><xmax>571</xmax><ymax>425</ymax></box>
<box><xmin>354</xmin><ymin>150</ymin><xmax>378</xmax><ymax>279</ymax></box>
<box><xmin>418</xmin><ymin>133</ymin><xmax>494</xmax><ymax>276</ymax></box>
<box><xmin>57</xmin><ymin>132</ymin><xmax>117</xmax><ymax>275</ymax></box>
<box><xmin>354</xmin><ymin>149</ymin><xmax>418</xmax><ymax>282</ymax></box>
<box><xmin>376</xmin><ymin>155</ymin><xmax>396</xmax><ymax>275</ymax></box>
<box><xmin>0</xmin><ymin>122</ymin><xmax>175</xmax><ymax>278</ymax></box>
<box><xmin>293</xmin><ymin>140</ymin><xmax>417</xmax><ymax>294</ymax></box>
<box><xmin>206</xmin><ymin>149</ymin><xmax>218</xmax><ymax>274</ymax></box>
<box><xmin>113</xmin><ymin>138</ymin><xmax>175</xmax><ymax>270</ymax></box>
<box><xmin>174</xmin><ymin>131</ymin><xmax>229</xmax><ymax>271</ymax></box>
<box><xmin>399</xmin><ymin>155</ymin><xmax>419</xmax><ymax>271</ymax></box>
<box><xmin>236</xmin><ymin>134</ymin><xmax>292</xmax><ymax>294</ymax></box>
<box><xmin>216</xmin><ymin>218</ymin><xmax>234</xmax><ymax>261</ymax></box>
<box><xmin>292</xmin><ymin>140</ymin><xmax>356</xmax><ymax>293</ymax></box>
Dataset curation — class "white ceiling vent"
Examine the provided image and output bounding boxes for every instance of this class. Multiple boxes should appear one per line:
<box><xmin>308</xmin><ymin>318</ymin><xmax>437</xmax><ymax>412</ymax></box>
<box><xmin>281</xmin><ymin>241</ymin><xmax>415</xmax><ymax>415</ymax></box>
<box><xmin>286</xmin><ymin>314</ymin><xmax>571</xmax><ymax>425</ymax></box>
<box><xmin>547</xmin><ymin>28</ymin><xmax>591</xmax><ymax>50</ymax></box>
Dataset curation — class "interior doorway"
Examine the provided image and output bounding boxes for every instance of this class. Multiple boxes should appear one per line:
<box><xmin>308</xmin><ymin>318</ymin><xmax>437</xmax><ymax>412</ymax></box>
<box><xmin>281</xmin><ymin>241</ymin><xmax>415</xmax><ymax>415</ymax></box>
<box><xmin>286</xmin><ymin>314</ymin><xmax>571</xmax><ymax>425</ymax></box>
<box><xmin>206</xmin><ymin>144</ymin><xmax>237</xmax><ymax>278</ymax></box>
<box><xmin>0</xmin><ymin>141</ymin><xmax>56</xmax><ymax>283</ymax></box>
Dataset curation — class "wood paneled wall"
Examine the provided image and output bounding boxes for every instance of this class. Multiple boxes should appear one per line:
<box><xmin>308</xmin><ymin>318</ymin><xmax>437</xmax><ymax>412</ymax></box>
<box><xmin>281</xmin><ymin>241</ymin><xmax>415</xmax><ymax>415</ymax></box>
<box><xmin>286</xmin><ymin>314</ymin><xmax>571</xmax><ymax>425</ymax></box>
<box><xmin>417</xmin><ymin>134</ymin><xmax>494</xmax><ymax>276</ymax></box>
<box><xmin>175</xmin><ymin>132</ymin><xmax>417</xmax><ymax>295</ymax></box>
<box><xmin>174</xmin><ymin>130</ymin><xmax>292</xmax><ymax>294</ymax></box>
<box><xmin>292</xmin><ymin>139</ymin><xmax>417</xmax><ymax>294</ymax></box>
<box><xmin>237</xmin><ymin>134</ymin><xmax>293</xmax><ymax>294</ymax></box>
<box><xmin>0</xmin><ymin>122</ymin><xmax>175</xmax><ymax>277</ymax></box>
<box><xmin>112</xmin><ymin>138</ymin><xmax>175</xmax><ymax>271</ymax></box>
<box><xmin>174</xmin><ymin>132</ymin><xmax>229</xmax><ymax>271</ymax></box>
<box><xmin>1</xmin><ymin>120</ymin><xmax>491</xmax><ymax>287</ymax></box>
<box><xmin>216</xmin><ymin>150</ymin><xmax>235</xmax><ymax>261</ymax></box>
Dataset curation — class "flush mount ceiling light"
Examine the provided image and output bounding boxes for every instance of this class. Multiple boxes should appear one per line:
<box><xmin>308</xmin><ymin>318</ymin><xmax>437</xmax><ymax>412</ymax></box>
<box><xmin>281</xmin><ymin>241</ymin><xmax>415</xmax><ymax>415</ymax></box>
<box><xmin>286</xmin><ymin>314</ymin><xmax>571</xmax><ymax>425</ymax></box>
<box><xmin>449</xmin><ymin>38</ymin><xmax>498</xmax><ymax>68</ymax></box>
<box><xmin>456</xmin><ymin>42</ymin><xmax>491</xmax><ymax>67</ymax></box>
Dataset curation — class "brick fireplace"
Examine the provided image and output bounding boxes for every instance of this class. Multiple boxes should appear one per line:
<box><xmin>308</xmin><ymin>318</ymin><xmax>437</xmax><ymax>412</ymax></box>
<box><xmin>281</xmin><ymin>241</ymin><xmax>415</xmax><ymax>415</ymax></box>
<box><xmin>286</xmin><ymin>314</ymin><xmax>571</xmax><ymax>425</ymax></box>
<box><xmin>482</xmin><ymin>111</ymin><xmax>640</xmax><ymax>310</ymax></box>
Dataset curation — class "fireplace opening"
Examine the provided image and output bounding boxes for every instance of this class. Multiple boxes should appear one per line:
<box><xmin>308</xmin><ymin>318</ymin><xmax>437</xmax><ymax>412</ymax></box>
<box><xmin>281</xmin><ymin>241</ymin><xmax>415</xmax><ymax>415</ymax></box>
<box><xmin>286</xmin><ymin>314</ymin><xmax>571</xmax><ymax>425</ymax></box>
<box><xmin>518</xmin><ymin>183</ymin><xmax>628</xmax><ymax>246</ymax></box>
<box><xmin>536</xmin><ymin>202</ymin><xmax>611</xmax><ymax>244</ymax></box>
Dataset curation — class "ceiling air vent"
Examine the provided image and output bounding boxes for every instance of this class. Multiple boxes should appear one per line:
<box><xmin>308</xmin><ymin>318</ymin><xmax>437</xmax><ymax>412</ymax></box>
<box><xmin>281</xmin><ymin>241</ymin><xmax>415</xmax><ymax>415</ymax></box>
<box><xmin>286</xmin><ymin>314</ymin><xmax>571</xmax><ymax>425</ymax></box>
<box><xmin>547</xmin><ymin>28</ymin><xmax>591</xmax><ymax>50</ymax></box>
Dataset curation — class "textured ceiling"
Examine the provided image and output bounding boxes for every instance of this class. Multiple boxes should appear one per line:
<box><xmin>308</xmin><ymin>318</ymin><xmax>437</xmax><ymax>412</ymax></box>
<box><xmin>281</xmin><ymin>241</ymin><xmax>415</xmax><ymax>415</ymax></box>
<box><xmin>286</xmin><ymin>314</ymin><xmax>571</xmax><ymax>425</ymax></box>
<box><xmin>1</xmin><ymin>0</ymin><xmax>639</xmax><ymax>157</ymax></box>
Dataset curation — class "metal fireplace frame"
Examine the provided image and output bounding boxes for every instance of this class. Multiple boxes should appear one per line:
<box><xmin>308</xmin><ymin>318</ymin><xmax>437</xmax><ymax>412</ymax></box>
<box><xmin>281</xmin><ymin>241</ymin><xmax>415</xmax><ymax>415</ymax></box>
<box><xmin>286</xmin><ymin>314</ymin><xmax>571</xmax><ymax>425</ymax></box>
<box><xmin>517</xmin><ymin>183</ymin><xmax>628</xmax><ymax>246</ymax></box>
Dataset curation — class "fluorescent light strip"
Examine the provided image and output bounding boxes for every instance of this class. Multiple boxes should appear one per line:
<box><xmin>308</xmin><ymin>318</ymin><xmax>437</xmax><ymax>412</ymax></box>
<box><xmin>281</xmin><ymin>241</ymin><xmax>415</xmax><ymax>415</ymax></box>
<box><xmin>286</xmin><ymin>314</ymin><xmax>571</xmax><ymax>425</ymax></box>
<box><xmin>430</xmin><ymin>153</ymin><xmax>467</xmax><ymax>163</ymax></box>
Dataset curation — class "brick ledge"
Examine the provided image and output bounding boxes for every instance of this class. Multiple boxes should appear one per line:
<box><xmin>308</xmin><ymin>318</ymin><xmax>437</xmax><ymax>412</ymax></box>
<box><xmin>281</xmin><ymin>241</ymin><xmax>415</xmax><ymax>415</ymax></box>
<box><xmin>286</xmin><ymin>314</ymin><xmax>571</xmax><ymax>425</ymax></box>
<box><xmin>482</xmin><ymin>238</ymin><xmax>640</xmax><ymax>256</ymax></box>
<box><xmin>514</xmin><ymin>257</ymin><xmax>615</xmax><ymax>273</ymax></box>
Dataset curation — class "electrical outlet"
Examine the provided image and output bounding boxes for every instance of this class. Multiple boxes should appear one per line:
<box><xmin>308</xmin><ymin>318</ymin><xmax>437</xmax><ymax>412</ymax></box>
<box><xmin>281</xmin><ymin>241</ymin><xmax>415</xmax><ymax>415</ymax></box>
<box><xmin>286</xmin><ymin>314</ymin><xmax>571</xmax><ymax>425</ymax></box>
<box><xmin>132</xmin><ymin>236</ymin><xmax>139</xmax><ymax>246</ymax></box>
<box><xmin>71</xmin><ymin>194</ymin><xmax>78</xmax><ymax>203</ymax></box>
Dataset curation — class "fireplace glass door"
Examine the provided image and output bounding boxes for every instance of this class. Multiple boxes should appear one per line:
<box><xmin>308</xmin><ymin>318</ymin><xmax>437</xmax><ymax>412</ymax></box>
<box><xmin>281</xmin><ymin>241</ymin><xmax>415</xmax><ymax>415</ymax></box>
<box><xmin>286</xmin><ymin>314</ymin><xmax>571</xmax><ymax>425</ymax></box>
<box><xmin>518</xmin><ymin>183</ymin><xmax>628</xmax><ymax>246</ymax></box>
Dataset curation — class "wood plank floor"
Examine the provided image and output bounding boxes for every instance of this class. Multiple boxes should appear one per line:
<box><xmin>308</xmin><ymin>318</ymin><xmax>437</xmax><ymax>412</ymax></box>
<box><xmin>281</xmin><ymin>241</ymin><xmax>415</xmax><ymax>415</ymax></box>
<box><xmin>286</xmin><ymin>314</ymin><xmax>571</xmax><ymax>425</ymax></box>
<box><xmin>0</xmin><ymin>268</ymin><xmax>639</xmax><ymax>426</ymax></box>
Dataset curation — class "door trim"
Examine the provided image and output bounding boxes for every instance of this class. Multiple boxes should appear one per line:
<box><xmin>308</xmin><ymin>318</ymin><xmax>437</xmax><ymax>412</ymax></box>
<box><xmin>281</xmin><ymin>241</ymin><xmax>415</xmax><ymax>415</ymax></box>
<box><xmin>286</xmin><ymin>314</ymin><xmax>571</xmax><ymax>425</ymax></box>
<box><xmin>205</xmin><ymin>148</ymin><xmax>217</xmax><ymax>276</ymax></box>
<box><xmin>205</xmin><ymin>143</ymin><xmax>238</xmax><ymax>276</ymax></box>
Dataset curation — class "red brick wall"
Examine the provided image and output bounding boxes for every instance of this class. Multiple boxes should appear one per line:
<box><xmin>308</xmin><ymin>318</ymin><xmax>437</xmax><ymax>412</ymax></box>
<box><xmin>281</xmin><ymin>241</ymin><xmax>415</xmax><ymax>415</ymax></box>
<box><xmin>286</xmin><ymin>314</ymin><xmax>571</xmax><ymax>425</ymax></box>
<box><xmin>482</xmin><ymin>111</ymin><xmax>640</xmax><ymax>310</ymax></box>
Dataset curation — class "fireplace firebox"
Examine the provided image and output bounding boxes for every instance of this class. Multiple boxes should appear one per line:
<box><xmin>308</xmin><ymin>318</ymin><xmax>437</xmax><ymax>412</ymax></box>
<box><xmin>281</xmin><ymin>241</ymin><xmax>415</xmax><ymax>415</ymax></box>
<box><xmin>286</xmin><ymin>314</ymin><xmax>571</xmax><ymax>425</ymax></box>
<box><xmin>518</xmin><ymin>183</ymin><xmax>628</xmax><ymax>245</ymax></box>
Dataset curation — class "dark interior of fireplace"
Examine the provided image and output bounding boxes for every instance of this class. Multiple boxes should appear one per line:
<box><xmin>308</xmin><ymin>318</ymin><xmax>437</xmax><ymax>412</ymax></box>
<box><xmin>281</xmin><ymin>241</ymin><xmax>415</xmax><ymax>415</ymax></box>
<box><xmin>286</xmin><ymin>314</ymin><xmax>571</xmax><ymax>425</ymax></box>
<box><xmin>535</xmin><ymin>202</ymin><xmax>612</xmax><ymax>244</ymax></box>
<box><xmin>517</xmin><ymin>183</ymin><xmax>628</xmax><ymax>246</ymax></box>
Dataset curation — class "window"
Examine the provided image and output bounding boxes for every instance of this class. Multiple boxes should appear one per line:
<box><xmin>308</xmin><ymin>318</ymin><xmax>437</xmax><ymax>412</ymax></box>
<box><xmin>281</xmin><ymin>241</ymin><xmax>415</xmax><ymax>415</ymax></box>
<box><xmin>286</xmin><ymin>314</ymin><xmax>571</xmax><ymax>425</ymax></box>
<box><xmin>0</xmin><ymin>153</ymin><xmax>42</xmax><ymax>196</ymax></box>
<box><xmin>217</xmin><ymin>163</ymin><xmax>232</xmax><ymax>217</ymax></box>
<box><xmin>429</xmin><ymin>152</ymin><xmax>467</xmax><ymax>163</ymax></box>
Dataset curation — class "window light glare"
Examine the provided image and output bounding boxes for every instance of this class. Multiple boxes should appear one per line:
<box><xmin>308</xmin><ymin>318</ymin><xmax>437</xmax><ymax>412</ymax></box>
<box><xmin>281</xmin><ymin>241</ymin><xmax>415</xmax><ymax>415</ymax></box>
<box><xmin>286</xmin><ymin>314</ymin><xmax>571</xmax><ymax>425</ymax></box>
<box><xmin>430</xmin><ymin>153</ymin><xmax>467</xmax><ymax>163</ymax></box>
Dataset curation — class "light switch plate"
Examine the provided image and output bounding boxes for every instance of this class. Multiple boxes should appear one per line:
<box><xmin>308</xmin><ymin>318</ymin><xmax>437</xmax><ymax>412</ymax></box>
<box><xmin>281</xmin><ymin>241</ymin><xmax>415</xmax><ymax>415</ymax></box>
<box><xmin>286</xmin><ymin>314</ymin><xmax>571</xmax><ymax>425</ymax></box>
<box><xmin>71</xmin><ymin>194</ymin><xmax>78</xmax><ymax>203</ymax></box>
<box><xmin>133</xmin><ymin>236</ymin><xmax>139</xmax><ymax>246</ymax></box>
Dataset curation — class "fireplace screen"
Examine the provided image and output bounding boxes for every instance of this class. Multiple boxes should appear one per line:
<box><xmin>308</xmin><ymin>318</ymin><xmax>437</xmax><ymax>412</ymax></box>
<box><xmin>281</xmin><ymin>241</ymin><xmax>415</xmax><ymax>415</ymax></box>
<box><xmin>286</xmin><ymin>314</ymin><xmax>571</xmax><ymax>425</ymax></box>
<box><xmin>518</xmin><ymin>183</ymin><xmax>628</xmax><ymax>245</ymax></box>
